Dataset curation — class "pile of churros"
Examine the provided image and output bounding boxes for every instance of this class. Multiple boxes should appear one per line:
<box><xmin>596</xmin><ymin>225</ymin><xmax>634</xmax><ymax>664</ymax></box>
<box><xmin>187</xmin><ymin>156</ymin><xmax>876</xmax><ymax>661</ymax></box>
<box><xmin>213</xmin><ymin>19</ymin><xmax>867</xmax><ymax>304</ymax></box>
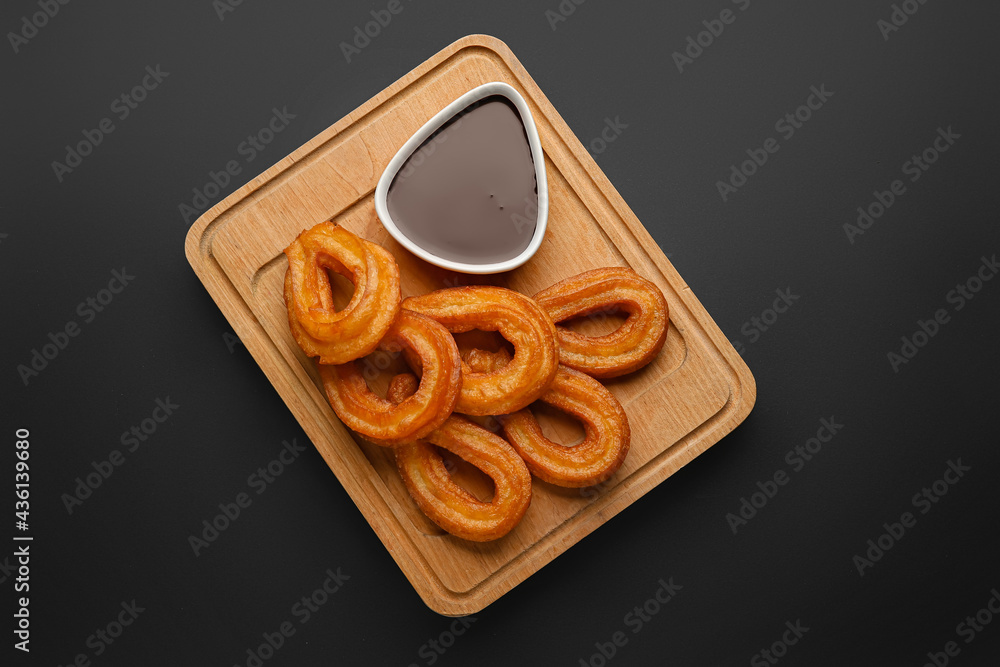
<box><xmin>283</xmin><ymin>222</ymin><xmax>668</xmax><ymax>541</ymax></box>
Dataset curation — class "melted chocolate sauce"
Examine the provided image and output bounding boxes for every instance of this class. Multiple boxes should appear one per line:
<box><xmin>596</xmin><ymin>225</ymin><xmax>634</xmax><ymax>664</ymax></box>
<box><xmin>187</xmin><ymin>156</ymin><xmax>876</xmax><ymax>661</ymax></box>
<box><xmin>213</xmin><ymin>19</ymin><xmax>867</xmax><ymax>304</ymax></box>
<box><xmin>386</xmin><ymin>96</ymin><xmax>538</xmax><ymax>265</ymax></box>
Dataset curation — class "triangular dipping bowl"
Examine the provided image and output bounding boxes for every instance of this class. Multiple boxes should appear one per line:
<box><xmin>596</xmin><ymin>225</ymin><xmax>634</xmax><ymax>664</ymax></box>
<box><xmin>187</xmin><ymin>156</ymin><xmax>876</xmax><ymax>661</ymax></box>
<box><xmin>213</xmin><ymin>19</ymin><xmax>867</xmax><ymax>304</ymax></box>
<box><xmin>374</xmin><ymin>82</ymin><xmax>548</xmax><ymax>274</ymax></box>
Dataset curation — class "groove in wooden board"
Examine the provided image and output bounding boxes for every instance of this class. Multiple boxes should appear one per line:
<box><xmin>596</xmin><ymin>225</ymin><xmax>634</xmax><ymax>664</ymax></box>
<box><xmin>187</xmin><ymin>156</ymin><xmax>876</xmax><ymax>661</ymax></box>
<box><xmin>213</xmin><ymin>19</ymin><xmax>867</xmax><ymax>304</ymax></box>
<box><xmin>184</xmin><ymin>35</ymin><xmax>755</xmax><ymax>615</ymax></box>
<box><xmin>218</xmin><ymin>205</ymin><xmax>701</xmax><ymax>584</ymax></box>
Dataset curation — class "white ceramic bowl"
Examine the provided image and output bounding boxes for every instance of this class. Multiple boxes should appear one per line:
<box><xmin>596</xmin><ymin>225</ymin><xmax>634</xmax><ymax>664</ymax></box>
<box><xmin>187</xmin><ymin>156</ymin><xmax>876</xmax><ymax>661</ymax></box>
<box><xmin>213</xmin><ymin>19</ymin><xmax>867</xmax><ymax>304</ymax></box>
<box><xmin>374</xmin><ymin>82</ymin><xmax>548</xmax><ymax>274</ymax></box>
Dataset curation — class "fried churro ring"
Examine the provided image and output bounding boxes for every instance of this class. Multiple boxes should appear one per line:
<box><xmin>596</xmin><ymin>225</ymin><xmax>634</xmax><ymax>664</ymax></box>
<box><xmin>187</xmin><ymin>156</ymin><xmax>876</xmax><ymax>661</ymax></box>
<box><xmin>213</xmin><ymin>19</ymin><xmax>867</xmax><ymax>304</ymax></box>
<box><xmin>534</xmin><ymin>267</ymin><xmax>668</xmax><ymax>378</ymax></box>
<box><xmin>284</xmin><ymin>222</ymin><xmax>401</xmax><ymax>365</ymax></box>
<box><xmin>402</xmin><ymin>287</ymin><xmax>559</xmax><ymax>416</ymax></box>
<box><xmin>498</xmin><ymin>365</ymin><xmax>630</xmax><ymax>488</ymax></box>
<box><xmin>389</xmin><ymin>374</ymin><xmax>532</xmax><ymax>542</ymax></box>
<box><xmin>319</xmin><ymin>310</ymin><xmax>460</xmax><ymax>446</ymax></box>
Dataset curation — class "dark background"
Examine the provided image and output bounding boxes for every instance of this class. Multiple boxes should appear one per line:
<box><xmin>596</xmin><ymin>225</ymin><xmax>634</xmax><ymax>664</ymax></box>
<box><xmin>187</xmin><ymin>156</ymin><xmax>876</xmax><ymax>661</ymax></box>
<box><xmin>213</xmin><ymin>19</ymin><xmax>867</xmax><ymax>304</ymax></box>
<box><xmin>3</xmin><ymin>1</ymin><xmax>999</xmax><ymax>665</ymax></box>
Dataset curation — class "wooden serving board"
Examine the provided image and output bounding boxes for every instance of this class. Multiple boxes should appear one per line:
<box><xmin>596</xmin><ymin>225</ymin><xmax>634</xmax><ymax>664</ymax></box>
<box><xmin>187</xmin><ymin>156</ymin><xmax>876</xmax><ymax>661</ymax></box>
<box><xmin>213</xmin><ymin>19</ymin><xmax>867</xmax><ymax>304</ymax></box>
<box><xmin>185</xmin><ymin>34</ymin><xmax>755</xmax><ymax>615</ymax></box>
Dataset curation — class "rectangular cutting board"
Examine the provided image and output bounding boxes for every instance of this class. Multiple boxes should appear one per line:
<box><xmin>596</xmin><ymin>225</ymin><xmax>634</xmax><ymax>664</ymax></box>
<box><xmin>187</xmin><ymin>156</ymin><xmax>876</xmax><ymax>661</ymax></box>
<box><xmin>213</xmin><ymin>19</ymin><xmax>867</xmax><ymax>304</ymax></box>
<box><xmin>184</xmin><ymin>34</ymin><xmax>755</xmax><ymax>616</ymax></box>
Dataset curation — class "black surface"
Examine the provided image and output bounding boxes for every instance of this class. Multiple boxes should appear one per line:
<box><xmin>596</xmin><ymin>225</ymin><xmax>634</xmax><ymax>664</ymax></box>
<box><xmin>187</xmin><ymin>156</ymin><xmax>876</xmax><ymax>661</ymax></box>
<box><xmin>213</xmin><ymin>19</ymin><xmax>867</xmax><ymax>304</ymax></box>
<box><xmin>3</xmin><ymin>1</ymin><xmax>999</xmax><ymax>665</ymax></box>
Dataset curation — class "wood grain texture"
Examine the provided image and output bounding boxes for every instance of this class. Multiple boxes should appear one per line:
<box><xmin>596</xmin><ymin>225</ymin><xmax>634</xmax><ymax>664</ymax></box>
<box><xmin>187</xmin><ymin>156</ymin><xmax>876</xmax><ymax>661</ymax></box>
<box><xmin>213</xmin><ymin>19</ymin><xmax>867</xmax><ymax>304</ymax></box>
<box><xmin>184</xmin><ymin>34</ymin><xmax>755</xmax><ymax>615</ymax></box>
